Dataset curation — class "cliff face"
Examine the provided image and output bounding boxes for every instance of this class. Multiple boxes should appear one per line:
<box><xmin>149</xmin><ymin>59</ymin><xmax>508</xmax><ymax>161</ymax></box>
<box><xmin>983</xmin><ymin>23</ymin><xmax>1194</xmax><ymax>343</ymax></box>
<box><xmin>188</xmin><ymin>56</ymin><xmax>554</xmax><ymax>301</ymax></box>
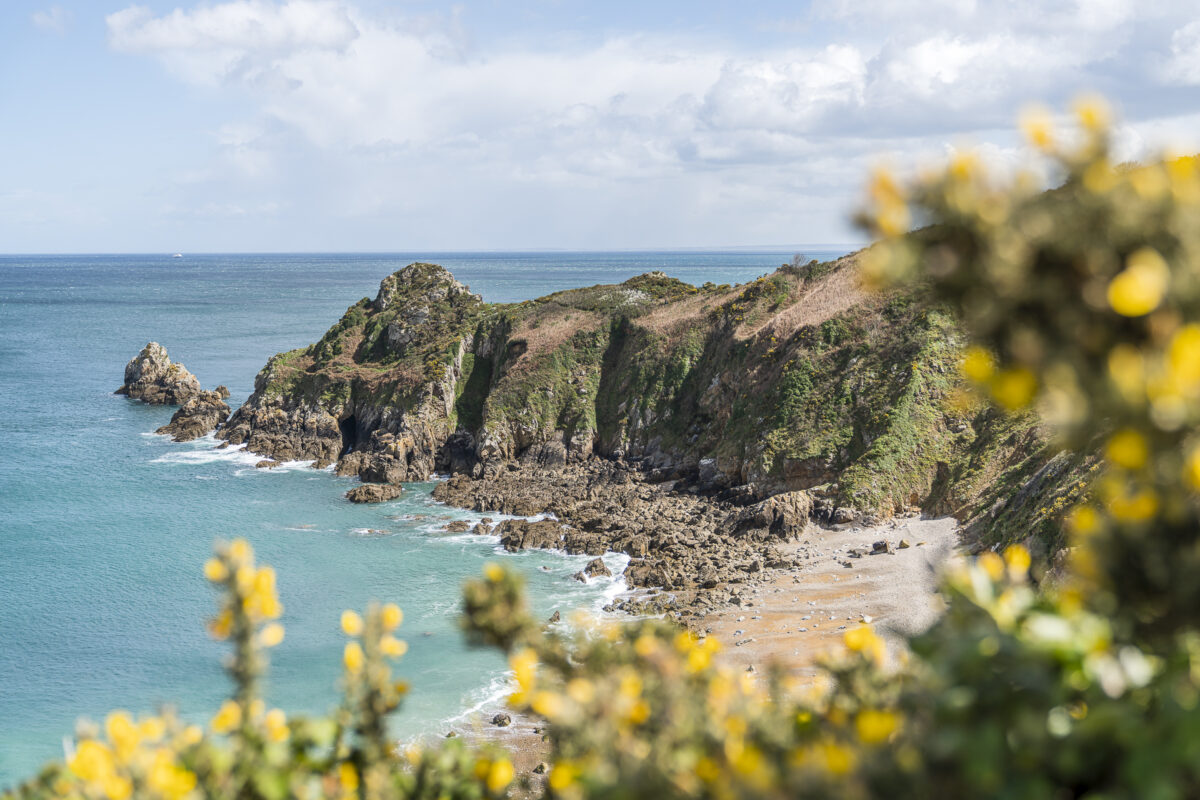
<box><xmin>218</xmin><ymin>257</ymin><xmax>1088</xmax><ymax>553</ymax></box>
<box><xmin>222</xmin><ymin>257</ymin><xmax>1032</xmax><ymax>522</ymax></box>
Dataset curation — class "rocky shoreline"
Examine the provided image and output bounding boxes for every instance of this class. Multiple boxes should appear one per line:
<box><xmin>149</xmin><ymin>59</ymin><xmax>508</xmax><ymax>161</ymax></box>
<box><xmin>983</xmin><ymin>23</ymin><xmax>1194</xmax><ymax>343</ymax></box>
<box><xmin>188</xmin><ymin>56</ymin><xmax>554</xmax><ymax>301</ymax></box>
<box><xmin>124</xmin><ymin>259</ymin><xmax>1078</xmax><ymax>611</ymax></box>
<box><xmin>431</xmin><ymin>459</ymin><xmax>816</xmax><ymax>615</ymax></box>
<box><xmin>117</xmin><ymin>342</ymin><xmax>232</xmax><ymax>442</ymax></box>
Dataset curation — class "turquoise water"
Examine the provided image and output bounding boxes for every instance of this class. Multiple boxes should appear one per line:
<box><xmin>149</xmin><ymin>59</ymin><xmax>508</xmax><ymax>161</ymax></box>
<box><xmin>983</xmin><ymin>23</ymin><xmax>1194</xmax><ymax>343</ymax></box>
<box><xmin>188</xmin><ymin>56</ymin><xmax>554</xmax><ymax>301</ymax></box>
<box><xmin>0</xmin><ymin>250</ymin><xmax>847</xmax><ymax>783</ymax></box>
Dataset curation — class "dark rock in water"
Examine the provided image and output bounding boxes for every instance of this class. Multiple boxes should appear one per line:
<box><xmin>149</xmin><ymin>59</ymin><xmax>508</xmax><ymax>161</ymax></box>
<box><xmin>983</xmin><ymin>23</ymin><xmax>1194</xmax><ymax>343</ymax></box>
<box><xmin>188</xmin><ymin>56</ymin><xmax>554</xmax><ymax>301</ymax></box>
<box><xmin>345</xmin><ymin>483</ymin><xmax>403</xmax><ymax>503</ymax></box>
<box><xmin>338</xmin><ymin>451</ymin><xmax>410</xmax><ymax>484</ymax></box>
<box><xmin>573</xmin><ymin>571</ymin><xmax>587</xmax><ymax>583</ymax></box>
<box><xmin>548</xmin><ymin>610</ymin><xmax>560</xmax><ymax>623</ymax></box>
<box><xmin>490</xmin><ymin>713</ymin><xmax>511</xmax><ymax>728</ymax></box>
<box><xmin>443</xmin><ymin>520</ymin><xmax>471</xmax><ymax>532</ymax></box>
<box><xmin>215</xmin><ymin>385</ymin><xmax>230</xmax><ymax>399</ymax></box>
<box><xmin>563</xmin><ymin>530</ymin><xmax>606</xmax><ymax>556</ymax></box>
<box><xmin>497</xmin><ymin>518</ymin><xmax>564</xmax><ymax>551</ymax></box>
<box><xmin>116</xmin><ymin>342</ymin><xmax>201</xmax><ymax>405</ymax></box>
<box><xmin>256</xmin><ymin>460</ymin><xmax>280</xmax><ymax>469</ymax></box>
<box><xmin>584</xmin><ymin>557</ymin><xmax>612</xmax><ymax>578</ymax></box>
<box><xmin>155</xmin><ymin>389</ymin><xmax>231</xmax><ymax>442</ymax></box>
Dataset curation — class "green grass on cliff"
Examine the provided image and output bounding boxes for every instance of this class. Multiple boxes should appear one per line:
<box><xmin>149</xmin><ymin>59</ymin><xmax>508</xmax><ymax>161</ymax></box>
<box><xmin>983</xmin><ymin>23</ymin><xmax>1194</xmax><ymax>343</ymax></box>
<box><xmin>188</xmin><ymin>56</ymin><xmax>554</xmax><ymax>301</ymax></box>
<box><xmin>241</xmin><ymin>257</ymin><xmax>1083</xmax><ymax>553</ymax></box>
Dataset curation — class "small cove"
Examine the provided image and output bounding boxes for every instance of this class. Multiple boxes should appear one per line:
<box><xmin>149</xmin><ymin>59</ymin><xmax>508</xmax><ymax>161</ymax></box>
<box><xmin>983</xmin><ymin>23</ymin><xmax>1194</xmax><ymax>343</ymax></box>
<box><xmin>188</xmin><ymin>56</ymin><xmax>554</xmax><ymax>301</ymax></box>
<box><xmin>0</xmin><ymin>250</ymin><xmax>846</xmax><ymax>783</ymax></box>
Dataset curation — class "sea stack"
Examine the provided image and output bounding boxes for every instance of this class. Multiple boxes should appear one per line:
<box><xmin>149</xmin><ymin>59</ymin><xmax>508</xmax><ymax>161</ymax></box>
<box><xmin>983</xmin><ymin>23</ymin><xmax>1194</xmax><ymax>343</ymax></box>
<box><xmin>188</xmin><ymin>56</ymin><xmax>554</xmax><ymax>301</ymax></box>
<box><xmin>118</xmin><ymin>342</ymin><xmax>231</xmax><ymax>440</ymax></box>
<box><xmin>116</xmin><ymin>342</ymin><xmax>202</xmax><ymax>405</ymax></box>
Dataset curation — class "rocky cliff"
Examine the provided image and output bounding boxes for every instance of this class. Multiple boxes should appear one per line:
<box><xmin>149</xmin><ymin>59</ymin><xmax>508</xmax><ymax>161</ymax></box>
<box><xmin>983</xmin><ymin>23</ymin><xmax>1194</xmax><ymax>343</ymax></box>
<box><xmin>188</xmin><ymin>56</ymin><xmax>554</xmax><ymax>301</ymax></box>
<box><xmin>218</xmin><ymin>256</ymin><xmax>1086</xmax><ymax>548</ymax></box>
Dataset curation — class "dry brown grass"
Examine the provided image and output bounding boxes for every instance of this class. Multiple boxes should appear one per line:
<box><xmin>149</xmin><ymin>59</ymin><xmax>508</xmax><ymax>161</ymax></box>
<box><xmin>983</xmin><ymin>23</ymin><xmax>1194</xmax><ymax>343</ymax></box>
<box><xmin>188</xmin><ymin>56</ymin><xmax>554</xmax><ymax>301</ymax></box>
<box><xmin>639</xmin><ymin>292</ymin><xmax>725</xmax><ymax>337</ymax></box>
<box><xmin>503</xmin><ymin>306</ymin><xmax>605</xmax><ymax>375</ymax></box>
<box><xmin>747</xmin><ymin>255</ymin><xmax>867</xmax><ymax>340</ymax></box>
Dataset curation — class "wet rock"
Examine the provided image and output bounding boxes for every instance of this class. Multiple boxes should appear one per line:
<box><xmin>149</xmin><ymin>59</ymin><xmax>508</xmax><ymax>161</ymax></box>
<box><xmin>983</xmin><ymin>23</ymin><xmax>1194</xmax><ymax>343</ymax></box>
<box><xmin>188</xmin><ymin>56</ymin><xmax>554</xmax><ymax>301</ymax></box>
<box><xmin>345</xmin><ymin>483</ymin><xmax>403</xmax><ymax>503</ymax></box>
<box><xmin>497</xmin><ymin>518</ymin><xmax>565</xmax><ymax>551</ymax></box>
<box><xmin>155</xmin><ymin>389</ymin><xmax>231</xmax><ymax>441</ymax></box>
<box><xmin>116</xmin><ymin>342</ymin><xmax>202</xmax><ymax>405</ymax></box>
<box><xmin>584</xmin><ymin>557</ymin><xmax>612</xmax><ymax>578</ymax></box>
<box><xmin>491</xmin><ymin>713</ymin><xmax>511</xmax><ymax>727</ymax></box>
<box><xmin>443</xmin><ymin>520</ymin><xmax>471</xmax><ymax>533</ymax></box>
<box><xmin>256</xmin><ymin>460</ymin><xmax>280</xmax><ymax>469</ymax></box>
<box><xmin>548</xmin><ymin>610</ymin><xmax>560</xmax><ymax>623</ymax></box>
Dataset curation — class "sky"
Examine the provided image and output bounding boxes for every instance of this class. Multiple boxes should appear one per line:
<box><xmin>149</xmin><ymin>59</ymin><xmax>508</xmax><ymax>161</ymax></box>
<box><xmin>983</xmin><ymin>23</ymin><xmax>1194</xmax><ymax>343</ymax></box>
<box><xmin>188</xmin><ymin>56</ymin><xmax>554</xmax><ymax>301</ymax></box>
<box><xmin>3</xmin><ymin>1</ymin><xmax>1200</xmax><ymax>253</ymax></box>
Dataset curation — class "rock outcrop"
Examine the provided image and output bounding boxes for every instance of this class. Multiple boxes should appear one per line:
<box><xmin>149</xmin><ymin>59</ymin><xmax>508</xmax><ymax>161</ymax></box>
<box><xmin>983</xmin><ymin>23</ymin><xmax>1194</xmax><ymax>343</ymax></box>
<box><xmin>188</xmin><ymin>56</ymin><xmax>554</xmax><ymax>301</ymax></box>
<box><xmin>431</xmin><ymin>461</ymin><xmax>801</xmax><ymax>592</ymax></box>
<box><xmin>215</xmin><ymin>258</ymin><xmax>986</xmax><ymax>520</ymax></box>
<box><xmin>345</xmin><ymin>484</ymin><xmax>403</xmax><ymax>503</ymax></box>
<box><xmin>216</xmin><ymin>257</ymin><xmax>1079</xmax><ymax>587</ymax></box>
<box><xmin>155</xmin><ymin>386</ymin><xmax>231</xmax><ymax>442</ymax></box>
<box><xmin>116</xmin><ymin>342</ymin><xmax>201</xmax><ymax>405</ymax></box>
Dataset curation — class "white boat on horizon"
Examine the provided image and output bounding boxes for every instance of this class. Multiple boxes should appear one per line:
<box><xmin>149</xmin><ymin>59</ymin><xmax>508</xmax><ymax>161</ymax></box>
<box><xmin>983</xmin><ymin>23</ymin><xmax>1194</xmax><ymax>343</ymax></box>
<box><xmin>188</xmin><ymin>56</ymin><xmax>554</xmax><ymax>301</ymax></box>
<box><xmin>172</xmin><ymin>253</ymin><xmax>183</xmax><ymax>258</ymax></box>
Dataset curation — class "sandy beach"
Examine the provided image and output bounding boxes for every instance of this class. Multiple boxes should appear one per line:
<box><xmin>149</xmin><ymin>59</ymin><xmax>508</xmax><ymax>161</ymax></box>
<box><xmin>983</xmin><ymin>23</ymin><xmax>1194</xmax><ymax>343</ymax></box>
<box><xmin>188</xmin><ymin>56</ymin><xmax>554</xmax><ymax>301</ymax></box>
<box><xmin>452</xmin><ymin>514</ymin><xmax>962</xmax><ymax>791</ymax></box>
<box><xmin>703</xmin><ymin>515</ymin><xmax>961</xmax><ymax>676</ymax></box>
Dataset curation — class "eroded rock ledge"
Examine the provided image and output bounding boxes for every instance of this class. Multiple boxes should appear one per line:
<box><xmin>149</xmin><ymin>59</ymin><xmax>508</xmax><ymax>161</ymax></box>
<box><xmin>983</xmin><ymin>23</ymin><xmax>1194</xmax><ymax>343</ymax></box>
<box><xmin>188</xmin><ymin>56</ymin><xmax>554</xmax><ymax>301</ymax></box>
<box><xmin>432</xmin><ymin>461</ymin><xmax>813</xmax><ymax>593</ymax></box>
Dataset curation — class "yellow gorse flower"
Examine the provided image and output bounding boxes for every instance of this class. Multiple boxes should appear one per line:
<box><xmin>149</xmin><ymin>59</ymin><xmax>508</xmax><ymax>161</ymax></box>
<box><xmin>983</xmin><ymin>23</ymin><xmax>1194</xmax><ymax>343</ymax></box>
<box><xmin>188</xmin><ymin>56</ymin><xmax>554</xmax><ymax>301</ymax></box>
<box><xmin>1019</xmin><ymin>105</ymin><xmax>1056</xmax><ymax>151</ymax></box>
<box><xmin>259</xmin><ymin>622</ymin><xmax>285</xmax><ymax>648</ymax></box>
<box><xmin>961</xmin><ymin>346</ymin><xmax>996</xmax><ymax>383</ymax></box>
<box><xmin>211</xmin><ymin>700</ymin><xmax>242</xmax><ymax>734</ymax></box>
<box><xmin>264</xmin><ymin>708</ymin><xmax>289</xmax><ymax>743</ymax></box>
<box><xmin>380</xmin><ymin>635</ymin><xmax>407</xmax><ymax>658</ymax></box>
<box><xmin>340</xmin><ymin>609</ymin><xmax>363</xmax><ymax>637</ymax></box>
<box><xmin>381</xmin><ymin>602</ymin><xmax>403</xmax><ymax>630</ymax></box>
<box><xmin>1108</xmin><ymin>248</ymin><xmax>1169</xmax><ymax>317</ymax></box>
<box><xmin>855</xmin><ymin>709</ymin><xmax>900</xmax><ymax>744</ymax></box>
<box><xmin>990</xmin><ymin>367</ymin><xmax>1038</xmax><ymax>410</ymax></box>
<box><xmin>486</xmin><ymin>758</ymin><xmax>515</xmax><ymax>793</ymax></box>
<box><xmin>203</xmin><ymin>558</ymin><xmax>228</xmax><ymax>582</ymax></box>
<box><xmin>343</xmin><ymin>641</ymin><xmax>364</xmax><ymax>673</ymax></box>
<box><xmin>1106</xmin><ymin>429</ymin><xmax>1149</xmax><ymax>470</ymax></box>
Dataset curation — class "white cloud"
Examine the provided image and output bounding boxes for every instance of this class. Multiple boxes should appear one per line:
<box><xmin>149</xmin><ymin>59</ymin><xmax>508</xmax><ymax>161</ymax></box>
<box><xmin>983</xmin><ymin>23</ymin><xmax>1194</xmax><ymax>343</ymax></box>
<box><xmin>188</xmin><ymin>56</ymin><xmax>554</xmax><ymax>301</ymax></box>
<box><xmin>1164</xmin><ymin>20</ymin><xmax>1200</xmax><ymax>84</ymax></box>
<box><xmin>31</xmin><ymin>5</ymin><xmax>72</xmax><ymax>34</ymax></box>
<box><xmin>107</xmin><ymin>1</ymin><xmax>358</xmax><ymax>86</ymax></box>
<box><xmin>97</xmin><ymin>1</ymin><xmax>1200</xmax><ymax>249</ymax></box>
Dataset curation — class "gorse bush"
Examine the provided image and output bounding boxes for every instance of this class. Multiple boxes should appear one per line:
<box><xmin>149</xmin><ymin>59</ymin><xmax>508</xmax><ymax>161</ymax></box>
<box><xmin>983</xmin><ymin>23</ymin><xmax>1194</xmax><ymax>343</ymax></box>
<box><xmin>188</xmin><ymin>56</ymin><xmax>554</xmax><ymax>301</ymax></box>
<box><xmin>7</xmin><ymin>541</ymin><xmax>513</xmax><ymax>800</ymax></box>
<box><xmin>9</xmin><ymin>99</ymin><xmax>1200</xmax><ymax>799</ymax></box>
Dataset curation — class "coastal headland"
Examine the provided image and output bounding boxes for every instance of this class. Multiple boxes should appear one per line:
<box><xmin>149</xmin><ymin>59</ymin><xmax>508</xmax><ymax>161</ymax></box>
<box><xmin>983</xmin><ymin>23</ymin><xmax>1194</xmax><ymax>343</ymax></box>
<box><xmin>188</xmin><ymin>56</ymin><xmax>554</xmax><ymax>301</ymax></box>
<box><xmin>134</xmin><ymin>256</ymin><xmax>1093</xmax><ymax>673</ymax></box>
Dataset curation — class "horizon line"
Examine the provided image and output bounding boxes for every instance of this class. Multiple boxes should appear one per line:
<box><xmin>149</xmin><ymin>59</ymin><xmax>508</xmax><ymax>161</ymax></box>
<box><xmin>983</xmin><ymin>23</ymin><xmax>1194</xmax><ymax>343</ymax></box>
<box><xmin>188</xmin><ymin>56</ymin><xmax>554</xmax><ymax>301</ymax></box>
<box><xmin>0</xmin><ymin>243</ymin><xmax>868</xmax><ymax>257</ymax></box>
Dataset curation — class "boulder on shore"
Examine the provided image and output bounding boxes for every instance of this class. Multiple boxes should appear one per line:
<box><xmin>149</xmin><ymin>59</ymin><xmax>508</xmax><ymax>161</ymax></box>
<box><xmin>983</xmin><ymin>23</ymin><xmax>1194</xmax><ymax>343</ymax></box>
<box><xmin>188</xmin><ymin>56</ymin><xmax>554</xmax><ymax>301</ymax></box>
<box><xmin>345</xmin><ymin>483</ymin><xmax>403</xmax><ymax>503</ymax></box>
<box><xmin>584</xmin><ymin>557</ymin><xmax>612</xmax><ymax>578</ymax></box>
<box><xmin>155</xmin><ymin>387</ymin><xmax>231</xmax><ymax>442</ymax></box>
<box><xmin>116</xmin><ymin>342</ymin><xmax>202</xmax><ymax>405</ymax></box>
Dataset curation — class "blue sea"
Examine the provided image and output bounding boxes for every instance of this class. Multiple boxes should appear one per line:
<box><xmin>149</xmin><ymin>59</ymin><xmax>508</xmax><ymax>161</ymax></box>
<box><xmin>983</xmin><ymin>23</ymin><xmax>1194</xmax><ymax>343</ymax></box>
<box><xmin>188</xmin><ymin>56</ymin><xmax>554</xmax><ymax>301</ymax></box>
<box><xmin>0</xmin><ymin>250</ymin><xmax>848</xmax><ymax>783</ymax></box>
